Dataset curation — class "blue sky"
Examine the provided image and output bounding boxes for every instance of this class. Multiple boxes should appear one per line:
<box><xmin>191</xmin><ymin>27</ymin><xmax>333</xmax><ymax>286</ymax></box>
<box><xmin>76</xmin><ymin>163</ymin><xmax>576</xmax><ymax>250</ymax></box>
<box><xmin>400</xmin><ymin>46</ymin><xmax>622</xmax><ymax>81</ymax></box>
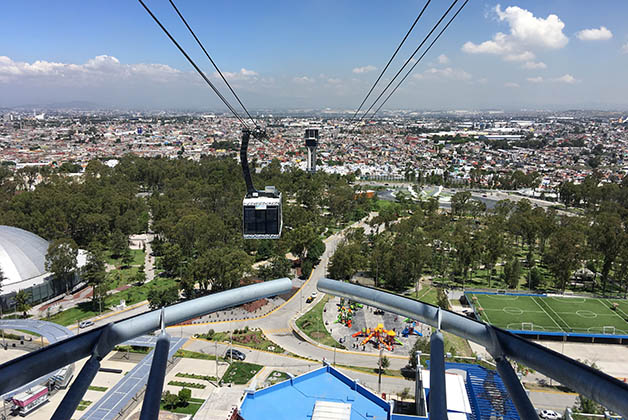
<box><xmin>1</xmin><ymin>0</ymin><xmax>627</xmax><ymax>110</ymax></box>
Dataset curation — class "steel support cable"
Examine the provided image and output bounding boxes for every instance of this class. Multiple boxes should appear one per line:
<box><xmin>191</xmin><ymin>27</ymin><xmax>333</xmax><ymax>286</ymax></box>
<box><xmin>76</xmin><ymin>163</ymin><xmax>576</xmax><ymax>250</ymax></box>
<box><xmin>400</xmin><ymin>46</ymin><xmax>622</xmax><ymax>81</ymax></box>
<box><xmin>353</xmin><ymin>0</ymin><xmax>461</xmax><ymax>126</ymax></box>
<box><xmin>137</xmin><ymin>0</ymin><xmax>248</xmax><ymax>128</ymax></box>
<box><xmin>349</xmin><ymin>0</ymin><xmax>433</xmax><ymax>124</ymax></box>
<box><xmin>167</xmin><ymin>0</ymin><xmax>259</xmax><ymax>129</ymax></box>
<box><xmin>370</xmin><ymin>0</ymin><xmax>470</xmax><ymax>119</ymax></box>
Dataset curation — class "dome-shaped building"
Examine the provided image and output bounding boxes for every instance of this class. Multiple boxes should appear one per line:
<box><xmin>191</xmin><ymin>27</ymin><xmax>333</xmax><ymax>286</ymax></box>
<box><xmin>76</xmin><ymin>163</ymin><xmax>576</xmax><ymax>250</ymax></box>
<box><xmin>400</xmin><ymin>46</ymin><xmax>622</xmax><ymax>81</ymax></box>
<box><xmin>0</xmin><ymin>225</ymin><xmax>51</xmax><ymax>295</ymax></box>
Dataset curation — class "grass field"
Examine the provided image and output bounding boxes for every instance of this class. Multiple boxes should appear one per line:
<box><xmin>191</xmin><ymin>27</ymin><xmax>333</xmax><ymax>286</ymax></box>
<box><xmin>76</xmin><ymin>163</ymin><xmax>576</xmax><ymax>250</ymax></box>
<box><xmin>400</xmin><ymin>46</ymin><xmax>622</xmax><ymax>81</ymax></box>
<box><xmin>467</xmin><ymin>292</ymin><xmax>628</xmax><ymax>335</ymax></box>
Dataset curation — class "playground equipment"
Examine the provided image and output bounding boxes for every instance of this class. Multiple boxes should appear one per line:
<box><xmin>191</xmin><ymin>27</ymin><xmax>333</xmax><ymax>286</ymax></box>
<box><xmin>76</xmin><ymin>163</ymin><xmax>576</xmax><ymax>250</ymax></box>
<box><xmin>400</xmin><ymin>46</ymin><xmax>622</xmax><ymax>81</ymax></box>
<box><xmin>336</xmin><ymin>305</ymin><xmax>354</xmax><ymax>328</ymax></box>
<box><xmin>402</xmin><ymin>321</ymin><xmax>423</xmax><ymax>338</ymax></box>
<box><xmin>352</xmin><ymin>323</ymin><xmax>402</xmax><ymax>351</ymax></box>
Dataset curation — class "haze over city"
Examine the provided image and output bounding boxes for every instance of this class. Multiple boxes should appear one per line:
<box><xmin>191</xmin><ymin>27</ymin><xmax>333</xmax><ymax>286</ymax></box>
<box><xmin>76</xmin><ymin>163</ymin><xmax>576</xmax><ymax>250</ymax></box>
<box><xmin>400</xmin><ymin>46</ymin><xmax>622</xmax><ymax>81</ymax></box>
<box><xmin>1</xmin><ymin>0</ymin><xmax>628</xmax><ymax>110</ymax></box>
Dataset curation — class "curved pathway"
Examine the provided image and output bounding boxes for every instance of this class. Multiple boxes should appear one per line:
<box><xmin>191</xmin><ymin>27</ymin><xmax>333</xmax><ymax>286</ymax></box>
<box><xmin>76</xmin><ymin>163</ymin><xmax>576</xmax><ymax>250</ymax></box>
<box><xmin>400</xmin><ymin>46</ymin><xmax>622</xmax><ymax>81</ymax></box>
<box><xmin>0</xmin><ymin>319</ymin><xmax>73</xmax><ymax>399</ymax></box>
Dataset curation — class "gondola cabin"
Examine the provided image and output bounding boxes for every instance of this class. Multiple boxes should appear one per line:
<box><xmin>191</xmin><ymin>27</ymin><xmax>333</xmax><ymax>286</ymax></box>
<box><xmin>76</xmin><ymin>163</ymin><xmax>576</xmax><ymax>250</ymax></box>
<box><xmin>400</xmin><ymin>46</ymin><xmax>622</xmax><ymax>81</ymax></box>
<box><xmin>243</xmin><ymin>186</ymin><xmax>282</xmax><ymax>239</ymax></box>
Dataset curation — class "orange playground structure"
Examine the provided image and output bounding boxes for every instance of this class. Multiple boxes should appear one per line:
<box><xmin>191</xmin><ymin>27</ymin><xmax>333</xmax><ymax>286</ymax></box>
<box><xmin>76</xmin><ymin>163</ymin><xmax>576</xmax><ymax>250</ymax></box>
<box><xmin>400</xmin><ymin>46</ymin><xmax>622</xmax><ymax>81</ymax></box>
<box><xmin>351</xmin><ymin>323</ymin><xmax>402</xmax><ymax>351</ymax></box>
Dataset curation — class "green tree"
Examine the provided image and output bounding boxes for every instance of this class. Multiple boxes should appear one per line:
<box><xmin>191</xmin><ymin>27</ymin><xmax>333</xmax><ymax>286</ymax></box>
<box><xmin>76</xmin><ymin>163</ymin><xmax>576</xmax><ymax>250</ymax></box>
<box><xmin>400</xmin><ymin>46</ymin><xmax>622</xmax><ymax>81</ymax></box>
<box><xmin>545</xmin><ymin>220</ymin><xmax>586</xmax><ymax>292</ymax></box>
<box><xmin>14</xmin><ymin>289</ymin><xmax>31</xmax><ymax>318</ymax></box>
<box><xmin>436</xmin><ymin>288</ymin><xmax>449</xmax><ymax>309</ymax></box>
<box><xmin>110</xmin><ymin>230</ymin><xmax>128</xmax><ymax>259</ymax></box>
<box><xmin>45</xmin><ymin>238</ymin><xmax>78</xmax><ymax>294</ymax></box>
<box><xmin>82</xmin><ymin>247</ymin><xmax>107</xmax><ymax>311</ymax></box>
<box><xmin>161</xmin><ymin>243</ymin><xmax>183</xmax><ymax>277</ymax></box>
<box><xmin>121</xmin><ymin>246</ymin><xmax>133</xmax><ymax>268</ymax></box>
<box><xmin>162</xmin><ymin>391</ymin><xmax>179</xmax><ymax>409</ymax></box>
<box><xmin>178</xmin><ymin>387</ymin><xmax>192</xmax><ymax>406</ymax></box>
<box><xmin>589</xmin><ymin>209</ymin><xmax>625</xmax><ymax>294</ymax></box>
<box><xmin>147</xmin><ymin>286</ymin><xmax>179</xmax><ymax>309</ymax></box>
<box><xmin>258</xmin><ymin>256</ymin><xmax>291</xmax><ymax>281</ymax></box>
<box><xmin>451</xmin><ymin>191</ymin><xmax>471</xmax><ymax>216</ymax></box>
<box><xmin>407</xmin><ymin>337</ymin><xmax>430</xmax><ymax>370</ymax></box>
<box><xmin>503</xmin><ymin>257</ymin><xmax>522</xmax><ymax>289</ymax></box>
<box><xmin>380</xmin><ymin>355</ymin><xmax>390</xmax><ymax>373</ymax></box>
<box><xmin>328</xmin><ymin>241</ymin><xmax>366</xmax><ymax>281</ymax></box>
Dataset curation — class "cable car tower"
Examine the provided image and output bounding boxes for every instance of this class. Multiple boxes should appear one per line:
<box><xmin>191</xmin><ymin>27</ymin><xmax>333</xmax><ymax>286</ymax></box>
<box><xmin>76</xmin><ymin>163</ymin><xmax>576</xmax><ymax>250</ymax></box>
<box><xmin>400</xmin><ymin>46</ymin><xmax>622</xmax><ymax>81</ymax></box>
<box><xmin>304</xmin><ymin>127</ymin><xmax>319</xmax><ymax>173</ymax></box>
<box><xmin>241</xmin><ymin>128</ymin><xmax>283</xmax><ymax>239</ymax></box>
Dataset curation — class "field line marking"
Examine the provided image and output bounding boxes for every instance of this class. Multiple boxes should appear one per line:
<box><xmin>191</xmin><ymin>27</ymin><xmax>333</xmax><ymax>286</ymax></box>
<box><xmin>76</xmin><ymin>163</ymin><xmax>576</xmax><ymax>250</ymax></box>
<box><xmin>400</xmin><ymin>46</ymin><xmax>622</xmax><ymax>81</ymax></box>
<box><xmin>542</xmin><ymin>300</ymin><xmax>572</xmax><ymax>330</ymax></box>
<box><xmin>531</xmin><ymin>297</ymin><xmax>562</xmax><ymax>331</ymax></box>
<box><xmin>600</xmin><ymin>299</ymin><xmax>628</xmax><ymax>324</ymax></box>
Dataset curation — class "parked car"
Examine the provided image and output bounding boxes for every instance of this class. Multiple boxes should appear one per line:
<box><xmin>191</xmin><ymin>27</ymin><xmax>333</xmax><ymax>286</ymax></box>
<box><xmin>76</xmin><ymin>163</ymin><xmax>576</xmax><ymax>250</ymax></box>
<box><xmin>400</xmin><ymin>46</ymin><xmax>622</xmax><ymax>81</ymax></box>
<box><xmin>540</xmin><ymin>410</ymin><xmax>560</xmax><ymax>420</ymax></box>
<box><xmin>225</xmin><ymin>349</ymin><xmax>246</xmax><ymax>360</ymax></box>
<box><xmin>310</xmin><ymin>291</ymin><xmax>318</xmax><ymax>298</ymax></box>
<box><xmin>306</xmin><ymin>296</ymin><xmax>314</xmax><ymax>303</ymax></box>
<box><xmin>79</xmin><ymin>320</ymin><xmax>94</xmax><ymax>329</ymax></box>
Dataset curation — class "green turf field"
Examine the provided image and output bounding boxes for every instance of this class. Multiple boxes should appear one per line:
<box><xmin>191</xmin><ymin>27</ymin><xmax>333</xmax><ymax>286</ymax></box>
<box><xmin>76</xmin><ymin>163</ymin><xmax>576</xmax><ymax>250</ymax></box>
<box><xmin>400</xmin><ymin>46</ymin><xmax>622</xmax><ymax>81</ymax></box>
<box><xmin>467</xmin><ymin>292</ymin><xmax>628</xmax><ymax>336</ymax></box>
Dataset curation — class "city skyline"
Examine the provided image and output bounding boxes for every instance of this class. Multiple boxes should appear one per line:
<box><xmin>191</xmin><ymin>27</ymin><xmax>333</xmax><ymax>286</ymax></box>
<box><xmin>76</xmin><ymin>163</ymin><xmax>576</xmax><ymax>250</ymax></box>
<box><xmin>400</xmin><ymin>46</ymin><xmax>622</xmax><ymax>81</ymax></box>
<box><xmin>1</xmin><ymin>1</ymin><xmax>628</xmax><ymax>110</ymax></box>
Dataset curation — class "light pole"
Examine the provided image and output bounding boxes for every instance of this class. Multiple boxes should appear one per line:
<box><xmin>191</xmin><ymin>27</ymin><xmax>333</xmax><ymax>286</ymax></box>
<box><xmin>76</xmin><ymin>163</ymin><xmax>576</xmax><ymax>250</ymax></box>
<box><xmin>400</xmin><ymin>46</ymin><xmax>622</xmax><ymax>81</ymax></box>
<box><xmin>215</xmin><ymin>340</ymin><xmax>219</xmax><ymax>386</ymax></box>
<box><xmin>378</xmin><ymin>346</ymin><xmax>383</xmax><ymax>394</ymax></box>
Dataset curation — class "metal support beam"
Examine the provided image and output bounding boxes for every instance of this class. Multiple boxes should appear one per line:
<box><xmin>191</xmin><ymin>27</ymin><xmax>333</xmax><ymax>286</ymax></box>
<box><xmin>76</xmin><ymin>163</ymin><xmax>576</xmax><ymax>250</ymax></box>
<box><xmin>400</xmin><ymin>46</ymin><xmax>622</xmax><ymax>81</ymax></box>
<box><xmin>495</xmin><ymin>357</ymin><xmax>538</xmax><ymax>420</ymax></box>
<box><xmin>317</xmin><ymin>278</ymin><xmax>628</xmax><ymax>418</ymax></box>
<box><xmin>429</xmin><ymin>330</ymin><xmax>447</xmax><ymax>420</ymax></box>
<box><xmin>0</xmin><ymin>278</ymin><xmax>292</xmax><ymax>396</ymax></box>
<box><xmin>51</xmin><ymin>324</ymin><xmax>115</xmax><ymax>420</ymax></box>
<box><xmin>139</xmin><ymin>333</ymin><xmax>170</xmax><ymax>420</ymax></box>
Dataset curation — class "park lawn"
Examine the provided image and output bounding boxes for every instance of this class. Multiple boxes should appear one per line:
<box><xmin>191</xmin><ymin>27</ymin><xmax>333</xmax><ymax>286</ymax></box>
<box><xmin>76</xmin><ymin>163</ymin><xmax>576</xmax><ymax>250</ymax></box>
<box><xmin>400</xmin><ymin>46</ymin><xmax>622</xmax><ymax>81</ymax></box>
<box><xmin>296</xmin><ymin>295</ymin><xmax>345</xmax><ymax>349</ymax></box>
<box><xmin>160</xmin><ymin>398</ymin><xmax>204</xmax><ymax>415</ymax></box>
<box><xmin>199</xmin><ymin>329</ymin><xmax>284</xmax><ymax>353</ymax></box>
<box><xmin>48</xmin><ymin>277</ymin><xmax>178</xmax><ymax>326</ymax></box>
<box><xmin>222</xmin><ymin>361</ymin><xmax>263</xmax><ymax>385</ymax></box>
<box><xmin>106</xmin><ymin>249</ymin><xmax>145</xmax><ymax>267</ymax></box>
<box><xmin>47</xmin><ymin>304</ymin><xmax>99</xmax><ymax>327</ymax></box>
<box><xmin>265</xmin><ymin>370</ymin><xmax>290</xmax><ymax>386</ymax></box>
<box><xmin>174</xmin><ymin>349</ymin><xmax>219</xmax><ymax>361</ymax></box>
<box><xmin>106</xmin><ymin>266</ymin><xmax>140</xmax><ymax>289</ymax></box>
<box><xmin>469</xmin><ymin>293</ymin><xmax>628</xmax><ymax>335</ymax></box>
<box><xmin>411</xmin><ymin>286</ymin><xmax>438</xmax><ymax>306</ymax></box>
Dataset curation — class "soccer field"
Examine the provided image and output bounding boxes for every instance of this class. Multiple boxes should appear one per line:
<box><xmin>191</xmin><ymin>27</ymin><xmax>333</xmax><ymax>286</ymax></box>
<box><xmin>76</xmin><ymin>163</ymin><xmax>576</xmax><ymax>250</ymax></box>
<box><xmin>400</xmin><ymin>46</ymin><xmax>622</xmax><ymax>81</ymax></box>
<box><xmin>466</xmin><ymin>292</ymin><xmax>628</xmax><ymax>336</ymax></box>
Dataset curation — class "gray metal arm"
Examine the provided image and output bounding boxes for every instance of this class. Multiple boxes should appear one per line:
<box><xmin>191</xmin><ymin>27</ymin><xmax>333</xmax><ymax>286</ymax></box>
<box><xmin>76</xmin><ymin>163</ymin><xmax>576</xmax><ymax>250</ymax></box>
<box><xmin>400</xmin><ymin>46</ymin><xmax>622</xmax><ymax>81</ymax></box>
<box><xmin>317</xmin><ymin>278</ymin><xmax>628</xmax><ymax>418</ymax></box>
<box><xmin>0</xmin><ymin>277</ymin><xmax>292</xmax><ymax>396</ymax></box>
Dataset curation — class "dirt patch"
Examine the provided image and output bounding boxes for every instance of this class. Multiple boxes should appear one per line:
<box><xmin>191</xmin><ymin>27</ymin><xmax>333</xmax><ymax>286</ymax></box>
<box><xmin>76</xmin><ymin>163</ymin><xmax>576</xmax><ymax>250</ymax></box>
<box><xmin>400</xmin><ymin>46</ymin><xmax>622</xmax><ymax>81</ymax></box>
<box><xmin>311</xmin><ymin>332</ymin><xmax>326</xmax><ymax>339</ymax></box>
<box><xmin>242</xmin><ymin>298</ymin><xmax>267</xmax><ymax>313</ymax></box>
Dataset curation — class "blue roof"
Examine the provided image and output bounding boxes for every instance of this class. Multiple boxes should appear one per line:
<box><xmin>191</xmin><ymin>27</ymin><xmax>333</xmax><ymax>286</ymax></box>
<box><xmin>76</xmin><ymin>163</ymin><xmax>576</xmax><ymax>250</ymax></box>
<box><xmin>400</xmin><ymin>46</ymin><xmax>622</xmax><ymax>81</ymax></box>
<box><xmin>240</xmin><ymin>365</ymin><xmax>390</xmax><ymax>420</ymax></box>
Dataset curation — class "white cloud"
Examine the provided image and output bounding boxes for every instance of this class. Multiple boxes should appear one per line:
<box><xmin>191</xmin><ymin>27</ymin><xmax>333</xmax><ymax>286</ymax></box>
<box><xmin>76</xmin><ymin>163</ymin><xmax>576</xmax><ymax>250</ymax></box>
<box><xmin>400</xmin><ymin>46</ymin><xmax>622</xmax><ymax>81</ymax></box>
<box><xmin>437</xmin><ymin>54</ymin><xmax>450</xmax><ymax>64</ymax></box>
<box><xmin>527</xmin><ymin>76</ymin><xmax>544</xmax><ymax>83</ymax></box>
<box><xmin>504</xmin><ymin>82</ymin><xmax>520</xmax><ymax>88</ymax></box>
<box><xmin>576</xmin><ymin>26</ymin><xmax>613</xmax><ymax>41</ymax></box>
<box><xmin>0</xmin><ymin>54</ymin><xmax>184</xmax><ymax>84</ymax></box>
<box><xmin>523</xmin><ymin>61</ymin><xmax>547</xmax><ymax>70</ymax></box>
<box><xmin>293</xmin><ymin>76</ymin><xmax>314</xmax><ymax>84</ymax></box>
<box><xmin>555</xmin><ymin>74</ymin><xmax>578</xmax><ymax>84</ymax></box>
<box><xmin>462</xmin><ymin>5</ymin><xmax>567</xmax><ymax>66</ymax></box>
<box><xmin>622</xmin><ymin>42</ymin><xmax>628</xmax><ymax>54</ymax></box>
<box><xmin>220</xmin><ymin>68</ymin><xmax>258</xmax><ymax>80</ymax></box>
<box><xmin>352</xmin><ymin>65</ymin><xmax>376</xmax><ymax>74</ymax></box>
<box><xmin>326</xmin><ymin>78</ymin><xmax>342</xmax><ymax>84</ymax></box>
<box><xmin>504</xmin><ymin>51</ymin><xmax>535</xmax><ymax>62</ymax></box>
<box><xmin>414</xmin><ymin>67</ymin><xmax>471</xmax><ymax>81</ymax></box>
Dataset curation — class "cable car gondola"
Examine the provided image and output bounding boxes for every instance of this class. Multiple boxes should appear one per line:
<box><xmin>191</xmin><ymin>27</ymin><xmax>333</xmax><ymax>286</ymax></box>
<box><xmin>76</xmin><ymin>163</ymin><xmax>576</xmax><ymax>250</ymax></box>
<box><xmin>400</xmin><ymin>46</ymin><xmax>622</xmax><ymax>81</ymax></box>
<box><xmin>241</xmin><ymin>128</ymin><xmax>283</xmax><ymax>239</ymax></box>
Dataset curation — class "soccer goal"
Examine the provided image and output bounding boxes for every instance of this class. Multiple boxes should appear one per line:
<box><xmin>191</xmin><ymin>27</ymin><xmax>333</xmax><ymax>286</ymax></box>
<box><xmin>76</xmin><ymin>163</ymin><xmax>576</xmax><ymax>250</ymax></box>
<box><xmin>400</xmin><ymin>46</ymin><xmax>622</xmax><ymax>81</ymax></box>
<box><xmin>521</xmin><ymin>322</ymin><xmax>534</xmax><ymax>331</ymax></box>
<box><xmin>603</xmin><ymin>326</ymin><xmax>616</xmax><ymax>335</ymax></box>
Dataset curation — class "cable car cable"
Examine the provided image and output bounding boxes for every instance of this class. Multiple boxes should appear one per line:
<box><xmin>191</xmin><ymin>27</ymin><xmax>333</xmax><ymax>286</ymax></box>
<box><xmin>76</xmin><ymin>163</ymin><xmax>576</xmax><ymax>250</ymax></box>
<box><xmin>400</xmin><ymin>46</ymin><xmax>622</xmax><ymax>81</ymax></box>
<box><xmin>137</xmin><ymin>0</ymin><xmax>249</xmax><ymax>128</ymax></box>
<box><xmin>167</xmin><ymin>0</ymin><xmax>260</xmax><ymax>129</ymax></box>
<box><xmin>370</xmin><ymin>0</ymin><xmax>470</xmax><ymax>119</ymax></box>
<box><xmin>353</xmin><ymin>0</ymin><xmax>461</xmax><ymax>126</ymax></box>
<box><xmin>349</xmin><ymin>0</ymin><xmax>433</xmax><ymax>124</ymax></box>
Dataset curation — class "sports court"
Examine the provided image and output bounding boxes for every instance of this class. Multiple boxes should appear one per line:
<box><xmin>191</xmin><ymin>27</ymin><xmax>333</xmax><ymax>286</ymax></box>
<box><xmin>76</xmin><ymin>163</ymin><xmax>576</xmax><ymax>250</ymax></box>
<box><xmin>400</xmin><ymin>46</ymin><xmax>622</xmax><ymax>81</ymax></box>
<box><xmin>465</xmin><ymin>292</ymin><xmax>628</xmax><ymax>338</ymax></box>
